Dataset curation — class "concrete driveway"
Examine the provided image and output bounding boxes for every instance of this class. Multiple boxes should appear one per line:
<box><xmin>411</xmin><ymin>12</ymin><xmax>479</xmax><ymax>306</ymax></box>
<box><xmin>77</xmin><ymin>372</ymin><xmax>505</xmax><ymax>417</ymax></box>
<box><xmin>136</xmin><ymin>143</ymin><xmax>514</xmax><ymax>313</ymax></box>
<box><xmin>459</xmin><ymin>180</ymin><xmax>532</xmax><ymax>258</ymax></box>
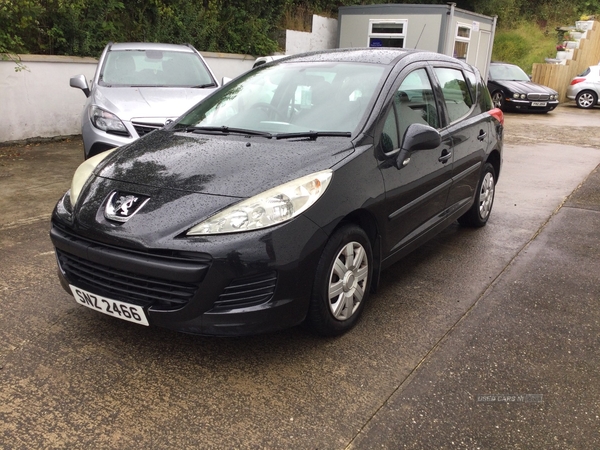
<box><xmin>1</xmin><ymin>105</ymin><xmax>599</xmax><ymax>448</ymax></box>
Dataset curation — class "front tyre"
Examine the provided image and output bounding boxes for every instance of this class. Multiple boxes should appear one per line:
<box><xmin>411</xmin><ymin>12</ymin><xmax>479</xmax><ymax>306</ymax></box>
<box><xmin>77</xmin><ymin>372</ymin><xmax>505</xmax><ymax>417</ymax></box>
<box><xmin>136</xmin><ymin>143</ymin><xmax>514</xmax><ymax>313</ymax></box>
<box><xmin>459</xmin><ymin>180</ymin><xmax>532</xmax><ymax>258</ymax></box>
<box><xmin>308</xmin><ymin>225</ymin><xmax>373</xmax><ymax>336</ymax></box>
<box><xmin>458</xmin><ymin>162</ymin><xmax>496</xmax><ymax>227</ymax></box>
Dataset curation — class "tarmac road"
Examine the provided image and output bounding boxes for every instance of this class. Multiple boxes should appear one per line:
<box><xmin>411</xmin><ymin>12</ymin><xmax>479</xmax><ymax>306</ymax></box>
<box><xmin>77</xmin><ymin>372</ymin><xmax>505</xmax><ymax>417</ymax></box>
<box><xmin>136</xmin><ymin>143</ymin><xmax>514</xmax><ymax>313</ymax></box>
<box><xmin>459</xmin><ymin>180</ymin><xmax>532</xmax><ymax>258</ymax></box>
<box><xmin>1</xmin><ymin>104</ymin><xmax>599</xmax><ymax>449</ymax></box>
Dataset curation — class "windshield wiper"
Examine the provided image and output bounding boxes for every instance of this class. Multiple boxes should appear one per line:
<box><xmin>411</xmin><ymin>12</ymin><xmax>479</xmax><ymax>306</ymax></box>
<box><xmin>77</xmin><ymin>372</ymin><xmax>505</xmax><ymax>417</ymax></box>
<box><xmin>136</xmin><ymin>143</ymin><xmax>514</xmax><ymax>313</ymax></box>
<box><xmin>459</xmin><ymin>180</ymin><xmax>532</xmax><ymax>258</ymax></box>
<box><xmin>190</xmin><ymin>83</ymin><xmax>217</xmax><ymax>88</ymax></box>
<box><xmin>273</xmin><ymin>131</ymin><xmax>352</xmax><ymax>140</ymax></box>
<box><xmin>179</xmin><ymin>125</ymin><xmax>273</xmax><ymax>138</ymax></box>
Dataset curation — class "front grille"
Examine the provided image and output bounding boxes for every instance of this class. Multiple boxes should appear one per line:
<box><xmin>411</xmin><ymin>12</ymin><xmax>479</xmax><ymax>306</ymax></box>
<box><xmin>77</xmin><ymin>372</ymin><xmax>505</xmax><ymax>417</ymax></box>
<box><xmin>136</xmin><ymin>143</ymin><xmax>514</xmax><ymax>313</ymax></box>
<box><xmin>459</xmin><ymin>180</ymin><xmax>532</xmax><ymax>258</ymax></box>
<box><xmin>132</xmin><ymin>122</ymin><xmax>164</xmax><ymax>137</ymax></box>
<box><xmin>527</xmin><ymin>93</ymin><xmax>550</xmax><ymax>101</ymax></box>
<box><xmin>57</xmin><ymin>249</ymin><xmax>198</xmax><ymax>309</ymax></box>
<box><xmin>213</xmin><ymin>272</ymin><xmax>277</xmax><ymax>311</ymax></box>
<box><xmin>51</xmin><ymin>224</ymin><xmax>210</xmax><ymax>311</ymax></box>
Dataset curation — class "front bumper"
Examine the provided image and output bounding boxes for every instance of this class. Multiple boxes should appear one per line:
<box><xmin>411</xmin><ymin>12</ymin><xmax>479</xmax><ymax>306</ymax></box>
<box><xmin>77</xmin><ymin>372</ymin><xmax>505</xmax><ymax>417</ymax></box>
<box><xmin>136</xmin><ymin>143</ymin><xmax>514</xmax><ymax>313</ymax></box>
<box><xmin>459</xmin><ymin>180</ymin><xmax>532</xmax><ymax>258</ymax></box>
<box><xmin>503</xmin><ymin>98</ymin><xmax>559</xmax><ymax>112</ymax></box>
<box><xmin>51</xmin><ymin>215</ymin><xmax>329</xmax><ymax>336</ymax></box>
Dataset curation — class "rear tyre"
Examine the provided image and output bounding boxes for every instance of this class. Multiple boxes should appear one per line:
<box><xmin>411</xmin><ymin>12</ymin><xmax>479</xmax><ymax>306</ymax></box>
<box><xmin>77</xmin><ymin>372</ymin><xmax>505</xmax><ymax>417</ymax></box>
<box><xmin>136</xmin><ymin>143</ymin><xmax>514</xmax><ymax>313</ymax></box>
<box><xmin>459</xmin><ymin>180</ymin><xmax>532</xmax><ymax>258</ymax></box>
<box><xmin>458</xmin><ymin>163</ymin><xmax>496</xmax><ymax>228</ymax></box>
<box><xmin>575</xmin><ymin>91</ymin><xmax>598</xmax><ymax>109</ymax></box>
<box><xmin>308</xmin><ymin>225</ymin><xmax>373</xmax><ymax>336</ymax></box>
<box><xmin>491</xmin><ymin>91</ymin><xmax>505</xmax><ymax>110</ymax></box>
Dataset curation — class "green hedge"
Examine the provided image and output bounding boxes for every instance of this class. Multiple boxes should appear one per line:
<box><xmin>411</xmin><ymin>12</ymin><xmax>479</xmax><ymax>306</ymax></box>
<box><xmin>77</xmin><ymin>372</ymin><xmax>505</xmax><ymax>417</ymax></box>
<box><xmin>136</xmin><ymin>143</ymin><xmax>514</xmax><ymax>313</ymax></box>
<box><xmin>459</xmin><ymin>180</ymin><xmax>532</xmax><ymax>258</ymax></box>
<box><xmin>0</xmin><ymin>0</ymin><xmax>595</xmax><ymax>58</ymax></box>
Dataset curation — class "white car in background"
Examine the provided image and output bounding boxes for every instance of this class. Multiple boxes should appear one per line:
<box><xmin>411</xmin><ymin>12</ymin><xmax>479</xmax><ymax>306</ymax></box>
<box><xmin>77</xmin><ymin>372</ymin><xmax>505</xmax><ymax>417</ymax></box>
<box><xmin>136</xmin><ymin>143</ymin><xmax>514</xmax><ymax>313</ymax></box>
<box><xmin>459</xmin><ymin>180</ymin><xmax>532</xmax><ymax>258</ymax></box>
<box><xmin>566</xmin><ymin>65</ymin><xmax>600</xmax><ymax>109</ymax></box>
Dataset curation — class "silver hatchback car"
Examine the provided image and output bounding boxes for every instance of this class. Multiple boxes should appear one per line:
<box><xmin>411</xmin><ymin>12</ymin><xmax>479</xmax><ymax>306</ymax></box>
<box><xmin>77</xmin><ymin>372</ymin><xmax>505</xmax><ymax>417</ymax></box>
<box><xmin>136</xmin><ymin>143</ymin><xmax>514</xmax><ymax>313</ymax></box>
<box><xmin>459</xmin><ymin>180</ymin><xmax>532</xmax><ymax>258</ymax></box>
<box><xmin>566</xmin><ymin>65</ymin><xmax>600</xmax><ymax>109</ymax></box>
<box><xmin>70</xmin><ymin>42</ymin><xmax>219</xmax><ymax>158</ymax></box>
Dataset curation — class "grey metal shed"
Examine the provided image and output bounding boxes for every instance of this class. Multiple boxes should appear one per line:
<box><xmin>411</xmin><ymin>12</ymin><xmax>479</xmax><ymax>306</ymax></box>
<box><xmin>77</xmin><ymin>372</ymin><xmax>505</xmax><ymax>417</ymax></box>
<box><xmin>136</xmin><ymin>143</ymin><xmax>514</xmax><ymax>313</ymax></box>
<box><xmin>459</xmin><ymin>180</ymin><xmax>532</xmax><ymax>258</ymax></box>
<box><xmin>338</xmin><ymin>3</ymin><xmax>497</xmax><ymax>79</ymax></box>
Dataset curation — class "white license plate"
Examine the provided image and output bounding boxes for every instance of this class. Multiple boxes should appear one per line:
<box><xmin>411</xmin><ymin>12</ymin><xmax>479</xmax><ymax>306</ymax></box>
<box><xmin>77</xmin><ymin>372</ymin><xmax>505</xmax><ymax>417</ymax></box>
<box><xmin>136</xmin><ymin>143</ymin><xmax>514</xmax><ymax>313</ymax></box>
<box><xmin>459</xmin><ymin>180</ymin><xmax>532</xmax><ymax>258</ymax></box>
<box><xmin>70</xmin><ymin>285</ymin><xmax>149</xmax><ymax>326</ymax></box>
<box><xmin>531</xmin><ymin>101</ymin><xmax>547</xmax><ymax>107</ymax></box>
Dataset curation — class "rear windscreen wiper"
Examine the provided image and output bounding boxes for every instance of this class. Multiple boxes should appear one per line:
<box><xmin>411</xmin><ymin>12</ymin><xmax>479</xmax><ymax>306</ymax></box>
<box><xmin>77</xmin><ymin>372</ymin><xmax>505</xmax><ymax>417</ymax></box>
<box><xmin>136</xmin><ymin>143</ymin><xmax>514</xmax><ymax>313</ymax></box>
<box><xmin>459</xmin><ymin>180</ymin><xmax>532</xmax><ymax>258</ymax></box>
<box><xmin>273</xmin><ymin>131</ymin><xmax>352</xmax><ymax>140</ymax></box>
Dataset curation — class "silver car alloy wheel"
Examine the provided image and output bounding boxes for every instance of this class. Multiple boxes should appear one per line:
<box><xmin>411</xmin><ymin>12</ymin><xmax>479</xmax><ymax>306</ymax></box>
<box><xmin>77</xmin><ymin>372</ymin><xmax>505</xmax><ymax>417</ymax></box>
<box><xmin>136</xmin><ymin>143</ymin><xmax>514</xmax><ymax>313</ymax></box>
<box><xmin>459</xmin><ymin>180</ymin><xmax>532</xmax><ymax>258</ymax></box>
<box><xmin>328</xmin><ymin>241</ymin><xmax>369</xmax><ymax>321</ymax></box>
<box><xmin>479</xmin><ymin>172</ymin><xmax>495</xmax><ymax>220</ymax></box>
<box><xmin>577</xmin><ymin>92</ymin><xmax>596</xmax><ymax>108</ymax></box>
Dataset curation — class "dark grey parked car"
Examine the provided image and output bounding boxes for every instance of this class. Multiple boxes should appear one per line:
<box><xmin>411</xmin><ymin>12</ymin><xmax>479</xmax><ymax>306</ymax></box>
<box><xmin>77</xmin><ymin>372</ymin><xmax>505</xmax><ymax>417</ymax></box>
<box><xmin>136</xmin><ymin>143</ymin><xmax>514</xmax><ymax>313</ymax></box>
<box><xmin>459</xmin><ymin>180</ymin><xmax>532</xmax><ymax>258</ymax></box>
<box><xmin>52</xmin><ymin>48</ymin><xmax>503</xmax><ymax>337</ymax></box>
<box><xmin>70</xmin><ymin>42</ymin><xmax>219</xmax><ymax>159</ymax></box>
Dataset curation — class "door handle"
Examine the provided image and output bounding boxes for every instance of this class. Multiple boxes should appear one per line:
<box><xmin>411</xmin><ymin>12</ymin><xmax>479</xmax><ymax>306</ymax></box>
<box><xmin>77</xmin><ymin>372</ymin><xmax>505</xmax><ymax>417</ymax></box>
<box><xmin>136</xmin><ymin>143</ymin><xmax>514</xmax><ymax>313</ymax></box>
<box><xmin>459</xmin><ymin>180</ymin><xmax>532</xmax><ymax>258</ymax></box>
<box><xmin>477</xmin><ymin>130</ymin><xmax>487</xmax><ymax>141</ymax></box>
<box><xmin>438</xmin><ymin>149</ymin><xmax>452</xmax><ymax>163</ymax></box>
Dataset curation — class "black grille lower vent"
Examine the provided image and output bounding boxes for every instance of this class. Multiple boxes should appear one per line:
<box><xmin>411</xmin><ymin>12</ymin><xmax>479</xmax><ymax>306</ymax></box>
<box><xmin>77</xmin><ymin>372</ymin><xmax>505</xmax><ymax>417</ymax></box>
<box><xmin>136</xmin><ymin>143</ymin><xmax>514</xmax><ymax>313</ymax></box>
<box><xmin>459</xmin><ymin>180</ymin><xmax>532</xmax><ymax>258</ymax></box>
<box><xmin>57</xmin><ymin>249</ymin><xmax>198</xmax><ymax>309</ymax></box>
<box><xmin>133</xmin><ymin>122</ymin><xmax>163</xmax><ymax>137</ymax></box>
<box><xmin>213</xmin><ymin>272</ymin><xmax>277</xmax><ymax>311</ymax></box>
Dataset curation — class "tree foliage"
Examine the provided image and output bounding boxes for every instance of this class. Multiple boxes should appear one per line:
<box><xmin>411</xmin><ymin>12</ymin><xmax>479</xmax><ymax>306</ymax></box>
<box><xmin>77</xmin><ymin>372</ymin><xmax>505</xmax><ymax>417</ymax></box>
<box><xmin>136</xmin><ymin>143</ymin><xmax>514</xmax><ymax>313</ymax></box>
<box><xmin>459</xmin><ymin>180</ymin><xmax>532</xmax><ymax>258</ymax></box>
<box><xmin>1</xmin><ymin>0</ymin><xmax>598</xmax><ymax>57</ymax></box>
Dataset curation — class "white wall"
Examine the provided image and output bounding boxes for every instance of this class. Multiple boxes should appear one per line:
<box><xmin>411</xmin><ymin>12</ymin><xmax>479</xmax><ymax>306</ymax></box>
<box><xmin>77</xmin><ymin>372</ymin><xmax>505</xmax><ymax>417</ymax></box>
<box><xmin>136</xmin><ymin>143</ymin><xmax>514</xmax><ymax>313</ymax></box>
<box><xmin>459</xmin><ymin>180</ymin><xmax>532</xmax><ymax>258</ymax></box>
<box><xmin>0</xmin><ymin>55</ymin><xmax>97</xmax><ymax>142</ymax></box>
<box><xmin>0</xmin><ymin>52</ymin><xmax>255</xmax><ymax>143</ymax></box>
<box><xmin>286</xmin><ymin>15</ymin><xmax>338</xmax><ymax>55</ymax></box>
<box><xmin>202</xmin><ymin>52</ymin><xmax>255</xmax><ymax>82</ymax></box>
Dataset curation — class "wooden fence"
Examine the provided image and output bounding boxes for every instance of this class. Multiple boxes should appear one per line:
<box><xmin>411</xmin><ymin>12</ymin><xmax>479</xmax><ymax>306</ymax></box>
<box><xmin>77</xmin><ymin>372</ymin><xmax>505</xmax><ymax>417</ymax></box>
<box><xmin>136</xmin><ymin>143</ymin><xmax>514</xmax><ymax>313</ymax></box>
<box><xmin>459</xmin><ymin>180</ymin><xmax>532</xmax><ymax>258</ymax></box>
<box><xmin>532</xmin><ymin>21</ymin><xmax>600</xmax><ymax>102</ymax></box>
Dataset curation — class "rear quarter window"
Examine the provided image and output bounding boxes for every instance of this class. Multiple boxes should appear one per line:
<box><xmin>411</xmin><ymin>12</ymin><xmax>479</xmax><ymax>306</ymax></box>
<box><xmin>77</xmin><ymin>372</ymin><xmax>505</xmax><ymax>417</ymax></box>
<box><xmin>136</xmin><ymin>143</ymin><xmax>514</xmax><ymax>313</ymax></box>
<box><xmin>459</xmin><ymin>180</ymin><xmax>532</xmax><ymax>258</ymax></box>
<box><xmin>464</xmin><ymin>70</ymin><xmax>477</xmax><ymax>102</ymax></box>
<box><xmin>433</xmin><ymin>67</ymin><xmax>473</xmax><ymax>122</ymax></box>
<box><xmin>480</xmin><ymin>78</ymin><xmax>493</xmax><ymax>111</ymax></box>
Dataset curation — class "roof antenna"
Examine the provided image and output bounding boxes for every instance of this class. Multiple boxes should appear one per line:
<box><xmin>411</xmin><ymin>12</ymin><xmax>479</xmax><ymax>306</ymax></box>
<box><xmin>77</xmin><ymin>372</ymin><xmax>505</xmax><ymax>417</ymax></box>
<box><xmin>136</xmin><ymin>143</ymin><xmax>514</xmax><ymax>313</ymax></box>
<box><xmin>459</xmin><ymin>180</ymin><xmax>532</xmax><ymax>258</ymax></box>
<box><xmin>414</xmin><ymin>24</ymin><xmax>426</xmax><ymax>49</ymax></box>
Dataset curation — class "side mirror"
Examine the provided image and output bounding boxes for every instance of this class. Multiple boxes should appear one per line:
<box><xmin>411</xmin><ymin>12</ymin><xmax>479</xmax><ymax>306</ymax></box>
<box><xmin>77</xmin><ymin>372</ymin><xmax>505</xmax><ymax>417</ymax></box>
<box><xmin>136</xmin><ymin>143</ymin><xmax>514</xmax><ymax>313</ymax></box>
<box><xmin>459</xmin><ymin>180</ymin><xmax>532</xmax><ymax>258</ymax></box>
<box><xmin>221</xmin><ymin>76</ymin><xmax>232</xmax><ymax>85</ymax></box>
<box><xmin>395</xmin><ymin>123</ymin><xmax>441</xmax><ymax>169</ymax></box>
<box><xmin>70</xmin><ymin>74</ymin><xmax>91</xmax><ymax>98</ymax></box>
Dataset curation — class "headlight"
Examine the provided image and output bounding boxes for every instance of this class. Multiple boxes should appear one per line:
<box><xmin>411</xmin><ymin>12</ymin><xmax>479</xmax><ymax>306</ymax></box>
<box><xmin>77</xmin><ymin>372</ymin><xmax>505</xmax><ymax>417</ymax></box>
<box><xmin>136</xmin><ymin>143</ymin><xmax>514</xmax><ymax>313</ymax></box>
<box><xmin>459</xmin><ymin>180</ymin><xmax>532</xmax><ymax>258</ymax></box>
<box><xmin>513</xmin><ymin>93</ymin><xmax>519</xmax><ymax>99</ymax></box>
<box><xmin>70</xmin><ymin>149</ymin><xmax>116</xmax><ymax>206</ymax></box>
<box><xmin>187</xmin><ymin>170</ymin><xmax>333</xmax><ymax>235</ymax></box>
<box><xmin>89</xmin><ymin>106</ymin><xmax>129</xmax><ymax>135</ymax></box>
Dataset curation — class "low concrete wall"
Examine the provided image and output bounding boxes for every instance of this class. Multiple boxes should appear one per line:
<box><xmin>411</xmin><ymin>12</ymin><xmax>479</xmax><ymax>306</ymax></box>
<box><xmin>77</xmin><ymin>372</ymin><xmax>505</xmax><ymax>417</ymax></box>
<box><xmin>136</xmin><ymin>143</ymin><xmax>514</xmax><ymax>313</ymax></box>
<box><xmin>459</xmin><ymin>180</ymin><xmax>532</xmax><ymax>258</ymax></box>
<box><xmin>0</xmin><ymin>52</ymin><xmax>255</xmax><ymax>143</ymax></box>
<box><xmin>0</xmin><ymin>55</ymin><xmax>97</xmax><ymax>143</ymax></box>
<box><xmin>285</xmin><ymin>15</ymin><xmax>338</xmax><ymax>55</ymax></box>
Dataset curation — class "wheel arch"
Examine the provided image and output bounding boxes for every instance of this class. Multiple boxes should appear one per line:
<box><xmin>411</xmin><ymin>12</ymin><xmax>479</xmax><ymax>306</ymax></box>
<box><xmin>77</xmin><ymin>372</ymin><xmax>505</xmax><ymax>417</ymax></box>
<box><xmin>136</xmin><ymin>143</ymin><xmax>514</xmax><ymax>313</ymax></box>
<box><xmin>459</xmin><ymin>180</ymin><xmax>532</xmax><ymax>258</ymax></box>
<box><xmin>334</xmin><ymin>208</ymin><xmax>382</xmax><ymax>292</ymax></box>
<box><xmin>487</xmin><ymin>149</ymin><xmax>502</xmax><ymax>182</ymax></box>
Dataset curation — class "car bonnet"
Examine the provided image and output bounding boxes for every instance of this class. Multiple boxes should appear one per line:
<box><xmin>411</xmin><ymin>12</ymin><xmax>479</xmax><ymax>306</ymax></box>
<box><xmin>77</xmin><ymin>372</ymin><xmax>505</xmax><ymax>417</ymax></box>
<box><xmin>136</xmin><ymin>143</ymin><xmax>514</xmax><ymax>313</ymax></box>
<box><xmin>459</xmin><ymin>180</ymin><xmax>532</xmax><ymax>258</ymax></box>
<box><xmin>495</xmin><ymin>79</ymin><xmax>557</xmax><ymax>95</ymax></box>
<box><xmin>93</xmin><ymin>85</ymin><xmax>216</xmax><ymax>121</ymax></box>
<box><xmin>95</xmin><ymin>130</ymin><xmax>354</xmax><ymax>198</ymax></box>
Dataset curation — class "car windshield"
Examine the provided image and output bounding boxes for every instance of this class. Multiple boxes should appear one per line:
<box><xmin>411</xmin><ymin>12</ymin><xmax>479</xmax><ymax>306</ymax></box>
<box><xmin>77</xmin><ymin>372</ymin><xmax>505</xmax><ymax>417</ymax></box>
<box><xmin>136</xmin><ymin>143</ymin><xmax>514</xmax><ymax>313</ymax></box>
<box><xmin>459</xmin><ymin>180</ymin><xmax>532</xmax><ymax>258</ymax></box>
<box><xmin>175</xmin><ymin>61</ymin><xmax>385</xmax><ymax>135</ymax></box>
<box><xmin>100</xmin><ymin>49</ymin><xmax>215</xmax><ymax>87</ymax></box>
<box><xmin>489</xmin><ymin>64</ymin><xmax>530</xmax><ymax>81</ymax></box>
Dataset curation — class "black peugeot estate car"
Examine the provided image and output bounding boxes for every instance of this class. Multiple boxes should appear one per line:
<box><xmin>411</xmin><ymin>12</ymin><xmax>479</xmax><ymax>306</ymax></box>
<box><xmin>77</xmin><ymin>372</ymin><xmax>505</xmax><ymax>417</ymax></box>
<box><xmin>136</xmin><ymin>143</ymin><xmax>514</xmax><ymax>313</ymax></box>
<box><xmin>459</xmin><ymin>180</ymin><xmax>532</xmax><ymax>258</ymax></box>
<box><xmin>51</xmin><ymin>48</ymin><xmax>503</xmax><ymax>336</ymax></box>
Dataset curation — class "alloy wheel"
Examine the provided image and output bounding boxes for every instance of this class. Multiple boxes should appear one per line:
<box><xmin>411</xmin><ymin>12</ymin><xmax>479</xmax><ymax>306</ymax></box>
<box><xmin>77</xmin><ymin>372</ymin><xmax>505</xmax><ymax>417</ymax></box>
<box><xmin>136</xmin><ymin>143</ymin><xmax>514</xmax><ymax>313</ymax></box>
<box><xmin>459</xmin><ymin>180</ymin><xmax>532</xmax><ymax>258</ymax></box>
<box><xmin>492</xmin><ymin>92</ymin><xmax>504</xmax><ymax>109</ymax></box>
<box><xmin>577</xmin><ymin>92</ymin><xmax>596</xmax><ymax>109</ymax></box>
